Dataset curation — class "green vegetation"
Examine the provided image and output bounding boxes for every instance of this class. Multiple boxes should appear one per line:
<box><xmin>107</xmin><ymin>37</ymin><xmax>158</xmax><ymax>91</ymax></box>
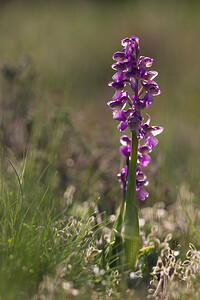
<box><xmin>0</xmin><ymin>1</ymin><xmax>200</xmax><ymax>299</ymax></box>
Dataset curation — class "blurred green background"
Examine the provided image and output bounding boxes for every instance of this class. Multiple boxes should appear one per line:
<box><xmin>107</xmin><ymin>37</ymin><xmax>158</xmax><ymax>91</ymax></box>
<box><xmin>0</xmin><ymin>1</ymin><xmax>200</xmax><ymax>298</ymax></box>
<box><xmin>0</xmin><ymin>0</ymin><xmax>199</xmax><ymax>210</ymax></box>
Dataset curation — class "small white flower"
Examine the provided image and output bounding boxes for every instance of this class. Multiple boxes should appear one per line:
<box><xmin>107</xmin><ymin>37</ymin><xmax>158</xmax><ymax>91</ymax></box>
<box><xmin>93</xmin><ymin>265</ymin><xmax>99</xmax><ymax>275</ymax></box>
<box><xmin>100</xmin><ymin>269</ymin><xmax>106</xmax><ymax>276</ymax></box>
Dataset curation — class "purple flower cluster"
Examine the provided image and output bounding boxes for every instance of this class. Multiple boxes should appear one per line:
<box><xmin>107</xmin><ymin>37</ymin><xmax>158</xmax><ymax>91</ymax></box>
<box><xmin>108</xmin><ymin>36</ymin><xmax>163</xmax><ymax>200</ymax></box>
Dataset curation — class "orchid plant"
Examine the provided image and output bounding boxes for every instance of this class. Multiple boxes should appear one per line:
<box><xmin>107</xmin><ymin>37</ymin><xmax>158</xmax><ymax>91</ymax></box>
<box><xmin>108</xmin><ymin>36</ymin><xmax>163</xmax><ymax>270</ymax></box>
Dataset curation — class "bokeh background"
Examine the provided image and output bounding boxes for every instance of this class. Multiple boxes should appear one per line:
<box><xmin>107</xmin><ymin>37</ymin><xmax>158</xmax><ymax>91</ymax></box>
<box><xmin>0</xmin><ymin>0</ymin><xmax>199</xmax><ymax>214</ymax></box>
<box><xmin>0</xmin><ymin>1</ymin><xmax>200</xmax><ymax>298</ymax></box>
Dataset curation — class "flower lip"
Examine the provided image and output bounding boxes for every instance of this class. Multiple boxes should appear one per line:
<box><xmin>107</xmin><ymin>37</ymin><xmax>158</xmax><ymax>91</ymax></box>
<box><xmin>112</xmin><ymin>90</ymin><xmax>122</xmax><ymax>101</ymax></box>
<box><xmin>112</xmin><ymin>61</ymin><xmax>129</xmax><ymax>71</ymax></box>
<box><xmin>121</xmin><ymin>37</ymin><xmax>132</xmax><ymax>47</ymax></box>
<box><xmin>142</xmin><ymin>80</ymin><xmax>161</xmax><ymax>96</ymax></box>
<box><xmin>139</xmin><ymin>56</ymin><xmax>154</xmax><ymax>68</ymax></box>
<box><xmin>142</xmin><ymin>120</ymin><xmax>164</xmax><ymax>137</ymax></box>
<box><xmin>141</xmin><ymin>93</ymin><xmax>154</xmax><ymax>107</ymax></box>
<box><xmin>120</xmin><ymin>145</ymin><xmax>131</xmax><ymax>157</ymax></box>
<box><xmin>136</xmin><ymin>172</ymin><xmax>147</xmax><ymax>181</ymax></box>
<box><xmin>118</xmin><ymin>120</ymin><xmax>128</xmax><ymax>132</ymax></box>
<box><xmin>142</xmin><ymin>71</ymin><xmax>158</xmax><ymax>81</ymax></box>
<box><xmin>138</xmin><ymin>145</ymin><xmax>151</xmax><ymax>154</ymax></box>
<box><xmin>107</xmin><ymin>99</ymin><xmax>126</xmax><ymax>110</ymax></box>
<box><xmin>150</xmin><ymin>126</ymin><xmax>164</xmax><ymax>136</ymax></box>
<box><xmin>108</xmin><ymin>81</ymin><xmax>126</xmax><ymax>90</ymax></box>
<box><xmin>139</xmin><ymin>154</ymin><xmax>151</xmax><ymax>167</ymax></box>
<box><xmin>112</xmin><ymin>89</ymin><xmax>128</xmax><ymax>101</ymax></box>
<box><xmin>108</xmin><ymin>81</ymin><xmax>125</xmax><ymax>89</ymax></box>
<box><xmin>112</xmin><ymin>71</ymin><xmax>123</xmax><ymax>82</ymax></box>
<box><xmin>145</xmin><ymin>133</ymin><xmax>159</xmax><ymax>148</ymax></box>
<box><xmin>138</xmin><ymin>187</ymin><xmax>149</xmax><ymax>201</ymax></box>
<box><xmin>117</xmin><ymin>165</ymin><xmax>128</xmax><ymax>190</ymax></box>
<box><xmin>112</xmin><ymin>52</ymin><xmax>126</xmax><ymax>62</ymax></box>
<box><xmin>120</xmin><ymin>135</ymin><xmax>131</xmax><ymax>145</ymax></box>
<box><xmin>136</xmin><ymin>179</ymin><xmax>149</xmax><ymax>187</ymax></box>
<box><xmin>113</xmin><ymin>109</ymin><xmax>126</xmax><ymax>122</ymax></box>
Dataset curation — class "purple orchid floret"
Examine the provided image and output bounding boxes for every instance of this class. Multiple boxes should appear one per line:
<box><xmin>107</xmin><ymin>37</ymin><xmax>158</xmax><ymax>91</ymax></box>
<box><xmin>138</xmin><ymin>187</ymin><xmax>149</xmax><ymax>201</ymax></box>
<box><xmin>108</xmin><ymin>35</ymin><xmax>163</xmax><ymax>201</ymax></box>
<box><xmin>119</xmin><ymin>135</ymin><xmax>131</xmax><ymax>157</ymax></box>
<box><xmin>117</xmin><ymin>165</ymin><xmax>128</xmax><ymax>191</ymax></box>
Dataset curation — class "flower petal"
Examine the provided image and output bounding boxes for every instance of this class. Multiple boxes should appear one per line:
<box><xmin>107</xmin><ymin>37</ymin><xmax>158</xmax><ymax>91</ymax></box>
<box><xmin>107</xmin><ymin>99</ymin><xmax>125</xmax><ymax>110</ymax></box>
<box><xmin>117</xmin><ymin>165</ymin><xmax>128</xmax><ymax>190</ymax></box>
<box><xmin>121</xmin><ymin>37</ymin><xmax>131</xmax><ymax>47</ymax></box>
<box><xmin>120</xmin><ymin>135</ymin><xmax>131</xmax><ymax>145</ymax></box>
<box><xmin>112</xmin><ymin>52</ymin><xmax>126</xmax><ymax>62</ymax></box>
<box><xmin>108</xmin><ymin>81</ymin><xmax>125</xmax><ymax>89</ymax></box>
<box><xmin>113</xmin><ymin>109</ymin><xmax>126</xmax><ymax>121</ymax></box>
<box><xmin>138</xmin><ymin>145</ymin><xmax>151</xmax><ymax>154</ymax></box>
<box><xmin>139</xmin><ymin>56</ymin><xmax>154</xmax><ymax>68</ymax></box>
<box><xmin>136</xmin><ymin>179</ymin><xmax>149</xmax><ymax>188</ymax></box>
<box><xmin>150</xmin><ymin>126</ymin><xmax>164</xmax><ymax>136</ymax></box>
<box><xmin>138</xmin><ymin>187</ymin><xmax>149</xmax><ymax>201</ymax></box>
<box><xmin>118</xmin><ymin>120</ymin><xmax>128</xmax><ymax>132</ymax></box>
<box><xmin>136</xmin><ymin>171</ymin><xmax>147</xmax><ymax>181</ymax></box>
<box><xmin>140</xmin><ymin>154</ymin><xmax>151</xmax><ymax>167</ymax></box>
<box><xmin>120</xmin><ymin>145</ymin><xmax>131</xmax><ymax>157</ymax></box>
<box><xmin>146</xmin><ymin>133</ymin><xmax>159</xmax><ymax>148</ymax></box>
<box><xmin>142</xmin><ymin>80</ymin><xmax>161</xmax><ymax>96</ymax></box>
<box><xmin>142</xmin><ymin>71</ymin><xmax>158</xmax><ymax>81</ymax></box>
<box><xmin>142</xmin><ymin>92</ymin><xmax>154</xmax><ymax>107</ymax></box>
<box><xmin>112</xmin><ymin>71</ymin><xmax>124</xmax><ymax>82</ymax></box>
<box><xmin>112</xmin><ymin>61</ymin><xmax>129</xmax><ymax>71</ymax></box>
<box><xmin>112</xmin><ymin>89</ymin><xmax>122</xmax><ymax>101</ymax></box>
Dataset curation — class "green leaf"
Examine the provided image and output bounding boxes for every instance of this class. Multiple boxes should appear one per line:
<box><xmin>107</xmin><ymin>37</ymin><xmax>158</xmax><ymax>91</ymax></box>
<box><xmin>138</xmin><ymin>246</ymin><xmax>155</xmax><ymax>257</ymax></box>
<box><xmin>124</xmin><ymin>131</ymin><xmax>139</xmax><ymax>270</ymax></box>
<box><xmin>109</xmin><ymin>199</ymin><xmax>125</xmax><ymax>267</ymax></box>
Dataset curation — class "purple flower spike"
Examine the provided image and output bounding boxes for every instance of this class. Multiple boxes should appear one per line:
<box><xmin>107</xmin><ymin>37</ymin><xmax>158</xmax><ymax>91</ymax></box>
<box><xmin>108</xmin><ymin>35</ymin><xmax>163</xmax><ymax>200</ymax></box>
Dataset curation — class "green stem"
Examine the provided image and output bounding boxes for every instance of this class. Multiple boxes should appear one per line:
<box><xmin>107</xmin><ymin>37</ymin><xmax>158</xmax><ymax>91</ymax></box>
<box><xmin>124</xmin><ymin>130</ymin><xmax>139</xmax><ymax>270</ymax></box>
